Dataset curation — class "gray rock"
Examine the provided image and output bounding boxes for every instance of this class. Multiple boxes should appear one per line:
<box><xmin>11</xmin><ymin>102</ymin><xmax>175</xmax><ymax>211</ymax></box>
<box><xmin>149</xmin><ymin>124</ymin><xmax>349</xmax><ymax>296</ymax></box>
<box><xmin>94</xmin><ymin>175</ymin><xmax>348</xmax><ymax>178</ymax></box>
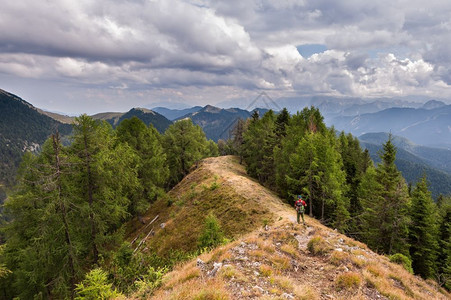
<box><xmin>282</xmin><ymin>293</ymin><xmax>295</xmax><ymax>299</ymax></box>
<box><xmin>208</xmin><ymin>262</ymin><xmax>222</xmax><ymax>277</ymax></box>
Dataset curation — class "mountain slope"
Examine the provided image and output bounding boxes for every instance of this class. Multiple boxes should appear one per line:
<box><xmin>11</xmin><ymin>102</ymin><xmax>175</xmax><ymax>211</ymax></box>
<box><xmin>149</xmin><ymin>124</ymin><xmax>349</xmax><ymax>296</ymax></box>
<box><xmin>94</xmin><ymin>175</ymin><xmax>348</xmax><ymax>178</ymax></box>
<box><xmin>331</xmin><ymin>105</ymin><xmax>451</xmax><ymax>148</ymax></box>
<box><xmin>129</xmin><ymin>156</ymin><xmax>448</xmax><ymax>299</ymax></box>
<box><xmin>359</xmin><ymin>140</ymin><xmax>451</xmax><ymax>198</ymax></box>
<box><xmin>0</xmin><ymin>89</ymin><xmax>72</xmax><ymax>200</ymax></box>
<box><xmin>92</xmin><ymin>108</ymin><xmax>172</xmax><ymax>133</ymax></box>
<box><xmin>359</xmin><ymin>132</ymin><xmax>451</xmax><ymax>175</ymax></box>
<box><xmin>176</xmin><ymin>105</ymin><xmax>268</xmax><ymax>141</ymax></box>
<box><xmin>152</xmin><ymin>106</ymin><xmax>203</xmax><ymax>121</ymax></box>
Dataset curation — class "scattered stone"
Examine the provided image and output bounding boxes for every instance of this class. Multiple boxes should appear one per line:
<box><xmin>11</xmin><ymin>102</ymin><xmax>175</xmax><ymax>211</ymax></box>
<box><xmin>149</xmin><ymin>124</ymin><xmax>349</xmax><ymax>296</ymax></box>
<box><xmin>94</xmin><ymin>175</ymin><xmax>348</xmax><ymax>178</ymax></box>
<box><xmin>282</xmin><ymin>292</ymin><xmax>295</xmax><ymax>299</ymax></box>
<box><xmin>338</xmin><ymin>238</ymin><xmax>344</xmax><ymax>243</ymax></box>
<box><xmin>253</xmin><ymin>285</ymin><xmax>265</xmax><ymax>294</ymax></box>
<box><xmin>160</xmin><ymin>223</ymin><xmax>166</xmax><ymax>229</ymax></box>
<box><xmin>253</xmin><ymin>270</ymin><xmax>260</xmax><ymax>276</ymax></box>
<box><xmin>196</xmin><ymin>258</ymin><xmax>205</xmax><ymax>270</ymax></box>
<box><xmin>209</xmin><ymin>262</ymin><xmax>223</xmax><ymax>277</ymax></box>
<box><xmin>265</xmin><ymin>225</ymin><xmax>270</xmax><ymax>231</ymax></box>
<box><xmin>335</xmin><ymin>248</ymin><xmax>343</xmax><ymax>252</ymax></box>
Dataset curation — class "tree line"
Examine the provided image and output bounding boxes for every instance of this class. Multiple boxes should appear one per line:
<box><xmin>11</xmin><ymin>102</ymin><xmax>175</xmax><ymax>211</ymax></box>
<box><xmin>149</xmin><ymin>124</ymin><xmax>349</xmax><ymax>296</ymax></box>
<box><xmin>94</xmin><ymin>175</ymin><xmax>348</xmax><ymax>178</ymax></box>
<box><xmin>220</xmin><ymin>107</ymin><xmax>450</xmax><ymax>289</ymax></box>
<box><xmin>0</xmin><ymin>115</ymin><xmax>217</xmax><ymax>299</ymax></box>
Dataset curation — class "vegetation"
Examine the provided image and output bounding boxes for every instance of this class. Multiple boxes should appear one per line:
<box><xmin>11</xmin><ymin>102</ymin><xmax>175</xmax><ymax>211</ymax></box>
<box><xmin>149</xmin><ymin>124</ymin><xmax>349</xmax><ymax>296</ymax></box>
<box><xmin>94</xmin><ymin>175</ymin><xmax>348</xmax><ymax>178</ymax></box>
<box><xmin>0</xmin><ymin>116</ymin><xmax>215</xmax><ymax>299</ymax></box>
<box><xmin>231</xmin><ymin>106</ymin><xmax>450</xmax><ymax>289</ymax></box>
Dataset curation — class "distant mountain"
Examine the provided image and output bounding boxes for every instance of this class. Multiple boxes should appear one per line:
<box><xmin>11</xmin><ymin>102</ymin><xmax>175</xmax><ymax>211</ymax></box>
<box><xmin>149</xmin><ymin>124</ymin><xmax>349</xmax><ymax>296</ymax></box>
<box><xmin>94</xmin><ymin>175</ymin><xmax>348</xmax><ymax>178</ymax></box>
<box><xmin>152</xmin><ymin>106</ymin><xmax>202</xmax><ymax>121</ymax></box>
<box><xmin>359</xmin><ymin>132</ymin><xmax>451</xmax><ymax>175</ymax></box>
<box><xmin>332</xmin><ymin>105</ymin><xmax>451</xmax><ymax>148</ymax></box>
<box><xmin>176</xmin><ymin>105</ymin><xmax>268</xmax><ymax>141</ymax></box>
<box><xmin>422</xmin><ymin>100</ymin><xmax>446</xmax><ymax>110</ymax></box>
<box><xmin>0</xmin><ymin>89</ymin><xmax>72</xmax><ymax>201</ymax></box>
<box><xmin>359</xmin><ymin>137</ymin><xmax>451</xmax><ymax>198</ymax></box>
<box><xmin>92</xmin><ymin>108</ymin><xmax>172</xmax><ymax>133</ymax></box>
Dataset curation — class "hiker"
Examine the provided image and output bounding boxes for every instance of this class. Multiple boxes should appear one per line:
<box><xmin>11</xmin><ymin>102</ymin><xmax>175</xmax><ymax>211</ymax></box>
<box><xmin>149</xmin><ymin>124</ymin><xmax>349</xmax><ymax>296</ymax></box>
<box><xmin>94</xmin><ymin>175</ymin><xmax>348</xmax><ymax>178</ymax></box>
<box><xmin>294</xmin><ymin>195</ymin><xmax>307</xmax><ymax>225</ymax></box>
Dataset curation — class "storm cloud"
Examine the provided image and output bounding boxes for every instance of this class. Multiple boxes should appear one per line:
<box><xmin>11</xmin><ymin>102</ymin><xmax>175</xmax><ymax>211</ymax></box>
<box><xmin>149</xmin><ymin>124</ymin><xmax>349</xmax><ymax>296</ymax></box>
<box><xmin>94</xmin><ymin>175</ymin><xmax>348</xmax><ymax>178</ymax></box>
<box><xmin>0</xmin><ymin>0</ymin><xmax>450</xmax><ymax>113</ymax></box>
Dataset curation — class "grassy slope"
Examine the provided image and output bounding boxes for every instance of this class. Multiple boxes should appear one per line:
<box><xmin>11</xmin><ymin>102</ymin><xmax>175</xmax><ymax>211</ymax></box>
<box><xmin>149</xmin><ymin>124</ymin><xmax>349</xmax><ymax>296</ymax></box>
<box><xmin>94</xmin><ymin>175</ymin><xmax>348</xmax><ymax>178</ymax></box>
<box><xmin>128</xmin><ymin>156</ymin><xmax>449</xmax><ymax>300</ymax></box>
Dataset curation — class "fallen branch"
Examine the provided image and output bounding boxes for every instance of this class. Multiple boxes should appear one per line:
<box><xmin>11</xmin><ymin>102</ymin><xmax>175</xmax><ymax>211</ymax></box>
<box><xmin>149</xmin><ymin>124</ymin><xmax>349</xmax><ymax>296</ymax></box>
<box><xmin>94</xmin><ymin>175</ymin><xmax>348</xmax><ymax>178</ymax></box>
<box><xmin>133</xmin><ymin>215</ymin><xmax>159</xmax><ymax>253</ymax></box>
<box><xmin>131</xmin><ymin>215</ymin><xmax>159</xmax><ymax>245</ymax></box>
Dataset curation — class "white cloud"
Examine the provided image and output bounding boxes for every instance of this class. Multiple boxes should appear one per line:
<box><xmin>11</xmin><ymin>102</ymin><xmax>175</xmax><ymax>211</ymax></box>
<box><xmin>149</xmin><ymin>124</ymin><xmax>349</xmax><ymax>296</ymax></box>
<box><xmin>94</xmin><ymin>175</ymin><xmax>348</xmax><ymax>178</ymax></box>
<box><xmin>0</xmin><ymin>0</ymin><xmax>450</xmax><ymax>113</ymax></box>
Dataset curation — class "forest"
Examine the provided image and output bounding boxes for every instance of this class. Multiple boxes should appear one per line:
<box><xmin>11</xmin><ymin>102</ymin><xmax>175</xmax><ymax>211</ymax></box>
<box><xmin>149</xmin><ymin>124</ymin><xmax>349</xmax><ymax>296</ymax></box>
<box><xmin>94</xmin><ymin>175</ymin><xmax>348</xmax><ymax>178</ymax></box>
<box><xmin>0</xmin><ymin>107</ymin><xmax>449</xmax><ymax>299</ymax></box>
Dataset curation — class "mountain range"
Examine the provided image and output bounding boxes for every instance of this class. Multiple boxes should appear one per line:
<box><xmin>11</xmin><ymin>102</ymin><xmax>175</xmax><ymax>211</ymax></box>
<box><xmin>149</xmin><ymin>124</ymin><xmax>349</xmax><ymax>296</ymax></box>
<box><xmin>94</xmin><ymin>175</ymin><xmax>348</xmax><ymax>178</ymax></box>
<box><xmin>359</xmin><ymin>133</ymin><xmax>451</xmax><ymax>198</ymax></box>
<box><xmin>331</xmin><ymin>103</ymin><xmax>451</xmax><ymax>148</ymax></box>
<box><xmin>1</xmin><ymin>87</ymin><xmax>450</xmax><ymax>202</ymax></box>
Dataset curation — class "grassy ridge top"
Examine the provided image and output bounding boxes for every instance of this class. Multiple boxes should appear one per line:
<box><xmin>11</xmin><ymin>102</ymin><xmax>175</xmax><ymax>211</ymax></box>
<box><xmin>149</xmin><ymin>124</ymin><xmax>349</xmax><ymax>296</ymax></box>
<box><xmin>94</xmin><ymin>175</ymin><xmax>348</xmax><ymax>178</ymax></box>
<box><xmin>128</xmin><ymin>156</ymin><xmax>449</xmax><ymax>299</ymax></box>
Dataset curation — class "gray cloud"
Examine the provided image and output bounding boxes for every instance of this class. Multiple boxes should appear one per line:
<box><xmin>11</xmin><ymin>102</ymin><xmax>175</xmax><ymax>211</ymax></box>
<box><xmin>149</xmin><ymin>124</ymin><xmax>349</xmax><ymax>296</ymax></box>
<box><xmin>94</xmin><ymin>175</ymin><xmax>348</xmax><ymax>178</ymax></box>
<box><xmin>0</xmin><ymin>0</ymin><xmax>450</xmax><ymax>114</ymax></box>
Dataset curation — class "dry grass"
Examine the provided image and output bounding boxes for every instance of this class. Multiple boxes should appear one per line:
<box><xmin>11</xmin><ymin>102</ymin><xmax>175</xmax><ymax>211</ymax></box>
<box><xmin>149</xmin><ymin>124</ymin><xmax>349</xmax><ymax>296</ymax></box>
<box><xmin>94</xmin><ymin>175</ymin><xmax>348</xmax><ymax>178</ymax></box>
<box><xmin>153</xmin><ymin>278</ymin><xmax>231</xmax><ymax>300</ymax></box>
<box><xmin>249</xmin><ymin>249</ymin><xmax>266</xmax><ymax>259</ymax></box>
<box><xmin>307</xmin><ymin>235</ymin><xmax>331</xmax><ymax>256</ymax></box>
<box><xmin>293</xmin><ymin>284</ymin><xmax>320</xmax><ymax>300</ymax></box>
<box><xmin>162</xmin><ymin>263</ymin><xmax>201</xmax><ymax>289</ymax></box>
<box><xmin>259</xmin><ymin>264</ymin><xmax>273</xmax><ymax>277</ymax></box>
<box><xmin>270</xmin><ymin>254</ymin><xmax>291</xmax><ymax>271</ymax></box>
<box><xmin>329</xmin><ymin>250</ymin><xmax>350</xmax><ymax>266</ymax></box>
<box><xmin>280</xmin><ymin>244</ymin><xmax>298</xmax><ymax>257</ymax></box>
<box><xmin>336</xmin><ymin>272</ymin><xmax>362</xmax><ymax>290</ymax></box>
<box><xmin>270</xmin><ymin>275</ymin><xmax>294</xmax><ymax>292</ymax></box>
<box><xmin>256</xmin><ymin>239</ymin><xmax>276</xmax><ymax>254</ymax></box>
<box><xmin>218</xmin><ymin>265</ymin><xmax>247</xmax><ymax>283</ymax></box>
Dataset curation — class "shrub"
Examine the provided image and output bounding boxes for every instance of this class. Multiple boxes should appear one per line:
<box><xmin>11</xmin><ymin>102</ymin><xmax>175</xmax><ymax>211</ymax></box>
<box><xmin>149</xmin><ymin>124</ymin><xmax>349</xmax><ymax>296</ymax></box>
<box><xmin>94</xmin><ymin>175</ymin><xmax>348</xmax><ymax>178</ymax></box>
<box><xmin>75</xmin><ymin>268</ymin><xmax>123</xmax><ymax>300</ymax></box>
<box><xmin>336</xmin><ymin>272</ymin><xmax>361</xmax><ymax>290</ymax></box>
<box><xmin>307</xmin><ymin>236</ymin><xmax>330</xmax><ymax>255</ymax></box>
<box><xmin>198</xmin><ymin>213</ymin><xmax>225</xmax><ymax>249</ymax></box>
<box><xmin>389</xmin><ymin>253</ymin><xmax>413</xmax><ymax>274</ymax></box>
<box><xmin>329</xmin><ymin>250</ymin><xmax>349</xmax><ymax>266</ymax></box>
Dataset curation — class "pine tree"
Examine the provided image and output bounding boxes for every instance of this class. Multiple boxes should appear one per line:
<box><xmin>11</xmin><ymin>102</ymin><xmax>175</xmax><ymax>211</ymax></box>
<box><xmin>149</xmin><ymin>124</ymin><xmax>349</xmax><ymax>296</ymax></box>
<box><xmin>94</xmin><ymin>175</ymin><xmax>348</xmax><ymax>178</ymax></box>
<box><xmin>409</xmin><ymin>176</ymin><xmax>438</xmax><ymax>278</ymax></box>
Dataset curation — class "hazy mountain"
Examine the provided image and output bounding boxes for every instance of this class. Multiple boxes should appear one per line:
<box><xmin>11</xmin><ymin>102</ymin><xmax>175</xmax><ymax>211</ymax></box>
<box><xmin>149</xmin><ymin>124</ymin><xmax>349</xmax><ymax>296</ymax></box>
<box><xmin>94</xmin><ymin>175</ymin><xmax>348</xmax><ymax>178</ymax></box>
<box><xmin>422</xmin><ymin>99</ymin><xmax>446</xmax><ymax>109</ymax></box>
<box><xmin>92</xmin><ymin>108</ymin><xmax>172</xmax><ymax>133</ymax></box>
<box><xmin>359</xmin><ymin>138</ymin><xmax>451</xmax><ymax>198</ymax></box>
<box><xmin>152</xmin><ymin>106</ymin><xmax>202</xmax><ymax>121</ymax></box>
<box><xmin>176</xmin><ymin>105</ymin><xmax>268</xmax><ymax>141</ymax></box>
<box><xmin>359</xmin><ymin>132</ymin><xmax>451</xmax><ymax>175</ymax></box>
<box><xmin>0</xmin><ymin>89</ymin><xmax>72</xmax><ymax>201</ymax></box>
<box><xmin>332</xmin><ymin>105</ymin><xmax>451</xmax><ymax>148</ymax></box>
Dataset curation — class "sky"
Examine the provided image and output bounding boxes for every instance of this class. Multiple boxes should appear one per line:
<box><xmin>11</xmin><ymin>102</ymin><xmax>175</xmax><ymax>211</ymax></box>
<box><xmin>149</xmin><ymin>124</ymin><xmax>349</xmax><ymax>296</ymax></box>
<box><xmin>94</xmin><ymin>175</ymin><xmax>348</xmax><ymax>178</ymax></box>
<box><xmin>1</xmin><ymin>0</ymin><xmax>450</xmax><ymax>115</ymax></box>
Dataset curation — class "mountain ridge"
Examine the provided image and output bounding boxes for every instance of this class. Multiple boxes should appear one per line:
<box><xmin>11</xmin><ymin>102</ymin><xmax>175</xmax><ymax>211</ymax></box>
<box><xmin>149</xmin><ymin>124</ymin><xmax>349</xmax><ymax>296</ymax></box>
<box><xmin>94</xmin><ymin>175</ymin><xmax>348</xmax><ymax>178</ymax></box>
<box><xmin>128</xmin><ymin>156</ymin><xmax>449</xmax><ymax>299</ymax></box>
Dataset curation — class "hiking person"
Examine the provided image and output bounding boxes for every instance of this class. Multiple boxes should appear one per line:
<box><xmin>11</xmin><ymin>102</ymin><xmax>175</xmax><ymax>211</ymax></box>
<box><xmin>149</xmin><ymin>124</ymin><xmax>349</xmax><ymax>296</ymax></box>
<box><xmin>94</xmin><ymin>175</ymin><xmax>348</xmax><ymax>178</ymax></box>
<box><xmin>294</xmin><ymin>195</ymin><xmax>307</xmax><ymax>225</ymax></box>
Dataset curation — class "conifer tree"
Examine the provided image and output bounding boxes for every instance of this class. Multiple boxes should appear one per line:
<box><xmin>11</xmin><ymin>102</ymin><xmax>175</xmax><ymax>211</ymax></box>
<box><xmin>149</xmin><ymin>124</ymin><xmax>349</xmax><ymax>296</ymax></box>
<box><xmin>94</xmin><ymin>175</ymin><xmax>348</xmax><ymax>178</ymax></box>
<box><xmin>360</xmin><ymin>136</ymin><xmax>410</xmax><ymax>255</ymax></box>
<box><xmin>242</xmin><ymin>110</ymin><xmax>277</xmax><ymax>187</ymax></box>
<box><xmin>70</xmin><ymin>115</ymin><xmax>138</xmax><ymax>264</ymax></box>
<box><xmin>409</xmin><ymin>176</ymin><xmax>438</xmax><ymax>278</ymax></box>
<box><xmin>116</xmin><ymin>117</ymin><xmax>168</xmax><ymax>216</ymax></box>
<box><xmin>163</xmin><ymin>119</ymin><xmax>211</xmax><ymax>187</ymax></box>
<box><xmin>437</xmin><ymin>196</ymin><xmax>451</xmax><ymax>289</ymax></box>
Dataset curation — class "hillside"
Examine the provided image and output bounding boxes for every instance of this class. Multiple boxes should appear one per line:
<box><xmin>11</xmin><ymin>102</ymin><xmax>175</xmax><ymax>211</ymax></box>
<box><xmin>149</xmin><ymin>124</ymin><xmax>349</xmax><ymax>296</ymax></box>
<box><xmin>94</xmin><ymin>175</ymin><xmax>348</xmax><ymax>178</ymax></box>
<box><xmin>0</xmin><ymin>89</ymin><xmax>72</xmax><ymax>201</ymax></box>
<box><xmin>152</xmin><ymin>106</ymin><xmax>203</xmax><ymax>121</ymax></box>
<box><xmin>359</xmin><ymin>132</ymin><xmax>451</xmax><ymax>175</ymax></box>
<box><xmin>129</xmin><ymin>156</ymin><xmax>448</xmax><ymax>299</ymax></box>
<box><xmin>176</xmin><ymin>105</ymin><xmax>268</xmax><ymax>141</ymax></box>
<box><xmin>331</xmin><ymin>105</ymin><xmax>451</xmax><ymax>148</ymax></box>
<box><xmin>359</xmin><ymin>141</ymin><xmax>451</xmax><ymax>198</ymax></box>
<box><xmin>92</xmin><ymin>108</ymin><xmax>172</xmax><ymax>133</ymax></box>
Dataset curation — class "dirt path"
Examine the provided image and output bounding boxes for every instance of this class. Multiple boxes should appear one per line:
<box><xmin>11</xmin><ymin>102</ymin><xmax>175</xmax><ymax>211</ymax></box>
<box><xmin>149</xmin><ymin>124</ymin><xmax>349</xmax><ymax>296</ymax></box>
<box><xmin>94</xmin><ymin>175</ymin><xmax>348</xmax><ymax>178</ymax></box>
<box><xmin>202</xmin><ymin>156</ymin><xmax>302</xmax><ymax>225</ymax></box>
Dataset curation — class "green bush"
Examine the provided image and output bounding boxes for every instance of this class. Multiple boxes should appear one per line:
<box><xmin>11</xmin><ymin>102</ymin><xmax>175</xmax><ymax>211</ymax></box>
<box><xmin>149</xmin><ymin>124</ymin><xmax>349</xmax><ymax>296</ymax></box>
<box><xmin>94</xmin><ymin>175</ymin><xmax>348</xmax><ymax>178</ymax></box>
<box><xmin>389</xmin><ymin>253</ymin><xmax>413</xmax><ymax>274</ymax></box>
<box><xmin>197</xmin><ymin>213</ymin><xmax>225</xmax><ymax>249</ymax></box>
<box><xmin>75</xmin><ymin>268</ymin><xmax>122</xmax><ymax>300</ymax></box>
